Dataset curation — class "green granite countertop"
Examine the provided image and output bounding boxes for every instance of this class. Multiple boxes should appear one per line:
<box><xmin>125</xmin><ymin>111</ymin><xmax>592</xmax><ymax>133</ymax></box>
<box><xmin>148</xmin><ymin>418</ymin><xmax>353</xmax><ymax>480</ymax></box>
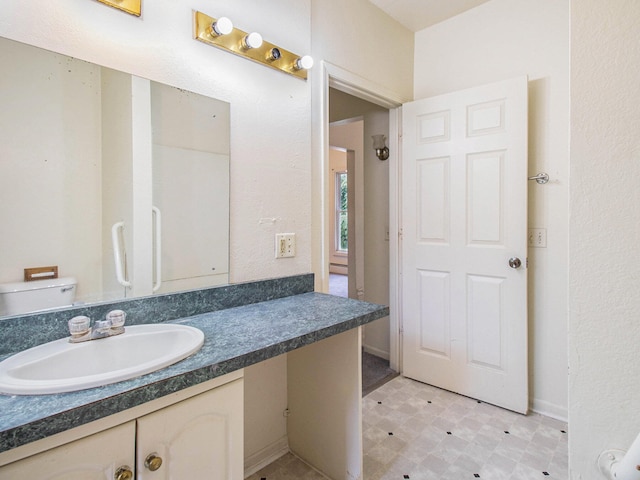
<box><xmin>0</xmin><ymin>291</ymin><xmax>388</xmax><ymax>453</ymax></box>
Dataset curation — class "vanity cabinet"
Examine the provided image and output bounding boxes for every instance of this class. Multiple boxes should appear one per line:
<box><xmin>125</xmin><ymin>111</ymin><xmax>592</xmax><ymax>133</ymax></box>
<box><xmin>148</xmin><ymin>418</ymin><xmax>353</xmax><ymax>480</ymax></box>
<box><xmin>135</xmin><ymin>377</ymin><xmax>243</xmax><ymax>479</ymax></box>
<box><xmin>0</xmin><ymin>377</ymin><xmax>243</xmax><ymax>479</ymax></box>
<box><xmin>0</xmin><ymin>422</ymin><xmax>135</xmax><ymax>480</ymax></box>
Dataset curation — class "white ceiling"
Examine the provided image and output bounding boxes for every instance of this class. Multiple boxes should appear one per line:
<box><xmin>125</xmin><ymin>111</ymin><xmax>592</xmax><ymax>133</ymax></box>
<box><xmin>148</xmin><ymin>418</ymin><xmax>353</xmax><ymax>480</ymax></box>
<box><xmin>368</xmin><ymin>0</ymin><xmax>492</xmax><ymax>32</ymax></box>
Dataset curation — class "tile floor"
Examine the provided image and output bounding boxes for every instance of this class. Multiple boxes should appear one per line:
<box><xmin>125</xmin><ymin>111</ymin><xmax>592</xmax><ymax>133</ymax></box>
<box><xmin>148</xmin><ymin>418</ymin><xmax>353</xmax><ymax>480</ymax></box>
<box><xmin>247</xmin><ymin>376</ymin><xmax>568</xmax><ymax>480</ymax></box>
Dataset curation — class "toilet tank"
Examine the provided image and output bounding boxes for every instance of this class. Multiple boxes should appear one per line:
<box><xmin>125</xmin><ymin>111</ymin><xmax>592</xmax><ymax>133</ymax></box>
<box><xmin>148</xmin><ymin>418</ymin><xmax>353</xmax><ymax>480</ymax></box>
<box><xmin>0</xmin><ymin>277</ymin><xmax>77</xmax><ymax>316</ymax></box>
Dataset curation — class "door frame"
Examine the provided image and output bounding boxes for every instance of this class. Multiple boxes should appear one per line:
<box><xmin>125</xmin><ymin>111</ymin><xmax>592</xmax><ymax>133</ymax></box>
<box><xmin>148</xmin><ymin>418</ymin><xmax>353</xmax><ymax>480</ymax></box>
<box><xmin>313</xmin><ymin>61</ymin><xmax>405</xmax><ymax>370</ymax></box>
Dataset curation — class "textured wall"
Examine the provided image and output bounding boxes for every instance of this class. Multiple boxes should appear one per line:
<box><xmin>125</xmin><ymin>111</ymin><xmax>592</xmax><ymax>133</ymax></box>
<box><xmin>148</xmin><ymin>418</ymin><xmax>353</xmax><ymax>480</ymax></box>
<box><xmin>569</xmin><ymin>0</ymin><xmax>640</xmax><ymax>477</ymax></box>
<box><xmin>311</xmin><ymin>0</ymin><xmax>414</xmax><ymax>102</ymax></box>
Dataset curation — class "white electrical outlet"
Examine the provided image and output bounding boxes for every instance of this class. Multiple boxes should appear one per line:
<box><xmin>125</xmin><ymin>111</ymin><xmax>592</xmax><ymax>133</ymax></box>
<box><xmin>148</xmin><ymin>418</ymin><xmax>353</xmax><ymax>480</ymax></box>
<box><xmin>528</xmin><ymin>228</ymin><xmax>547</xmax><ymax>248</ymax></box>
<box><xmin>275</xmin><ymin>233</ymin><xmax>296</xmax><ymax>258</ymax></box>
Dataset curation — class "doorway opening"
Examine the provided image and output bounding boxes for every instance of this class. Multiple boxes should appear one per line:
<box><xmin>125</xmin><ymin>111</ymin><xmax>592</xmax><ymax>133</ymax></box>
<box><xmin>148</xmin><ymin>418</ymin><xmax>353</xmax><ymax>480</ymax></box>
<box><xmin>327</xmin><ymin>88</ymin><xmax>397</xmax><ymax>395</ymax></box>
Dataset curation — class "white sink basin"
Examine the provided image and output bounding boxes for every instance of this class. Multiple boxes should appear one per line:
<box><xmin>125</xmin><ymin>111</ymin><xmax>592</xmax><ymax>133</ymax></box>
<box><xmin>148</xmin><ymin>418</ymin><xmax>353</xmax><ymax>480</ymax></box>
<box><xmin>0</xmin><ymin>324</ymin><xmax>204</xmax><ymax>395</ymax></box>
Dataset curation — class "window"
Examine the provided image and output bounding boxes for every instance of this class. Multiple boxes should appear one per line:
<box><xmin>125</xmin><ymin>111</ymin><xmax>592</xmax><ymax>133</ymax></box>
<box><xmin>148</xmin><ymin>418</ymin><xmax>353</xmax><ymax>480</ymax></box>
<box><xmin>336</xmin><ymin>171</ymin><xmax>348</xmax><ymax>253</ymax></box>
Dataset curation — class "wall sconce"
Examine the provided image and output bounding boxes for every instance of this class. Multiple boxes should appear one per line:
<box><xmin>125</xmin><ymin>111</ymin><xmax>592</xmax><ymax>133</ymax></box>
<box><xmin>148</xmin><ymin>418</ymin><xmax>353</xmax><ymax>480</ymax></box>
<box><xmin>372</xmin><ymin>135</ymin><xmax>389</xmax><ymax>161</ymax></box>
<box><xmin>194</xmin><ymin>11</ymin><xmax>313</xmax><ymax>80</ymax></box>
<box><xmin>599</xmin><ymin>431</ymin><xmax>640</xmax><ymax>479</ymax></box>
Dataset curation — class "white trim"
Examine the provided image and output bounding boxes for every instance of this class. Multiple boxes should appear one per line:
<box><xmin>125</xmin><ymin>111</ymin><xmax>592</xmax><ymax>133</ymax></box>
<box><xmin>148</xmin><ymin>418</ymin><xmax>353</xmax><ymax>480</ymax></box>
<box><xmin>317</xmin><ymin>60</ymin><xmax>404</xmax><ymax>371</ymax></box>
<box><xmin>325</xmin><ymin>63</ymin><xmax>407</xmax><ymax>109</ymax></box>
<box><xmin>243</xmin><ymin>435</ymin><xmax>289</xmax><ymax>478</ymax></box>
<box><xmin>311</xmin><ymin>61</ymin><xmax>331</xmax><ymax>294</ymax></box>
<box><xmin>330</xmin><ymin>116</ymin><xmax>364</xmax><ymax>128</ymax></box>
<box><xmin>531</xmin><ymin>398</ymin><xmax>568</xmax><ymax>423</ymax></box>
<box><xmin>388</xmin><ymin>106</ymin><xmax>401</xmax><ymax>373</ymax></box>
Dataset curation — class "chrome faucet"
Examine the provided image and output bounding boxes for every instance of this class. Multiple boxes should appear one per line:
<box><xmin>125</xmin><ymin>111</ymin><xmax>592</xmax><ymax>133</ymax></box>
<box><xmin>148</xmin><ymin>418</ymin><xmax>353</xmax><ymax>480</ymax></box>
<box><xmin>68</xmin><ymin>310</ymin><xmax>126</xmax><ymax>343</ymax></box>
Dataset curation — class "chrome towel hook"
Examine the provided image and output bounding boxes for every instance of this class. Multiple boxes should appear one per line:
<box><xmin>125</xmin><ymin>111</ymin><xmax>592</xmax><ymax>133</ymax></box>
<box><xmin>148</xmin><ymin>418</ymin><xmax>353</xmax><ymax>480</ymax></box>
<box><xmin>528</xmin><ymin>172</ymin><xmax>549</xmax><ymax>184</ymax></box>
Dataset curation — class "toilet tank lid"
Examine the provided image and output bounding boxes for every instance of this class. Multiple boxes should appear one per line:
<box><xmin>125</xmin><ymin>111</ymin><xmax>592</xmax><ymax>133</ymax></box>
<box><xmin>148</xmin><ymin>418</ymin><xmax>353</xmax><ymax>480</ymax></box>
<box><xmin>0</xmin><ymin>277</ymin><xmax>77</xmax><ymax>294</ymax></box>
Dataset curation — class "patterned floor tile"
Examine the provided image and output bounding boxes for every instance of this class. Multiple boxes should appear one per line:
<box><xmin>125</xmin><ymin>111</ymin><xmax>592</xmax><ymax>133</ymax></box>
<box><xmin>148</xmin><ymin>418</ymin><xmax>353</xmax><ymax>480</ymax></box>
<box><xmin>248</xmin><ymin>376</ymin><xmax>568</xmax><ymax>479</ymax></box>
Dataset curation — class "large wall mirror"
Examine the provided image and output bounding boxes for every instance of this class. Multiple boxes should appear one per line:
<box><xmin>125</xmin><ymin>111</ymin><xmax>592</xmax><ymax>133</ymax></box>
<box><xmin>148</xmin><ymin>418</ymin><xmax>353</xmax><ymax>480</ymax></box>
<box><xmin>0</xmin><ymin>36</ymin><xmax>230</xmax><ymax>317</ymax></box>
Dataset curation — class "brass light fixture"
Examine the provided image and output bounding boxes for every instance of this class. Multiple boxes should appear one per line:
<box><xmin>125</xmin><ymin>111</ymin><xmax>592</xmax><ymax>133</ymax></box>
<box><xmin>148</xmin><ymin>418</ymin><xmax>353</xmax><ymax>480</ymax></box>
<box><xmin>194</xmin><ymin>11</ymin><xmax>313</xmax><ymax>80</ymax></box>
<box><xmin>95</xmin><ymin>0</ymin><xmax>141</xmax><ymax>16</ymax></box>
<box><xmin>372</xmin><ymin>134</ymin><xmax>389</xmax><ymax>161</ymax></box>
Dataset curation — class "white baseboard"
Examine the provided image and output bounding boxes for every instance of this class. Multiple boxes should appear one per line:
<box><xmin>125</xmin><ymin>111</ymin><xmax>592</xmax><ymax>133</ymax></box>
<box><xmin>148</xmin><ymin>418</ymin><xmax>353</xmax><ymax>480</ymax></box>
<box><xmin>244</xmin><ymin>435</ymin><xmax>289</xmax><ymax>478</ymax></box>
<box><xmin>530</xmin><ymin>398</ymin><xmax>568</xmax><ymax>423</ymax></box>
<box><xmin>363</xmin><ymin>344</ymin><xmax>389</xmax><ymax>361</ymax></box>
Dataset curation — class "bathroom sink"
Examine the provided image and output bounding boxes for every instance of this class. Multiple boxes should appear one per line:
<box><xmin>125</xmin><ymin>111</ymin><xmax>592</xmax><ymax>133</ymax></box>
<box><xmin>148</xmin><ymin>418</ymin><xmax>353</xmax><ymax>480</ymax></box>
<box><xmin>0</xmin><ymin>324</ymin><xmax>204</xmax><ymax>395</ymax></box>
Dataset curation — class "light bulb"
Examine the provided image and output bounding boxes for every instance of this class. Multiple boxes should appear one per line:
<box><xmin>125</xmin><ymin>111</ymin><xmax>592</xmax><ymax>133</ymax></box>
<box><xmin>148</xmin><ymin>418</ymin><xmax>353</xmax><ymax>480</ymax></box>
<box><xmin>372</xmin><ymin>134</ymin><xmax>389</xmax><ymax>160</ymax></box>
<box><xmin>266</xmin><ymin>48</ymin><xmax>281</xmax><ymax>61</ymax></box>
<box><xmin>211</xmin><ymin>17</ymin><xmax>233</xmax><ymax>36</ymax></box>
<box><xmin>372</xmin><ymin>135</ymin><xmax>386</xmax><ymax>150</ymax></box>
<box><xmin>242</xmin><ymin>32</ymin><xmax>263</xmax><ymax>50</ymax></box>
<box><xmin>294</xmin><ymin>55</ymin><xmax>314</xmax><ymax>70</ymax></box>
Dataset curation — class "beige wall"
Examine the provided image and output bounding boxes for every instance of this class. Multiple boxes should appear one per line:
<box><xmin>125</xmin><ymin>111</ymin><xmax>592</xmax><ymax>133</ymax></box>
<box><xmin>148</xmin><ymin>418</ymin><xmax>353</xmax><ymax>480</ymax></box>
<box><xmin>414</xmin><ymin>0</ymin><xmax>570</xmax><ymax>420</ymax></box>
<box><xmin>311</xmin><ymin>0</ymin><xmax>414</xmax><ymax>102</ymax></box>
<box><xmin>570</xmin><ymin>0</ymin><xmax>640</xmax><ymax>477</ymax></box>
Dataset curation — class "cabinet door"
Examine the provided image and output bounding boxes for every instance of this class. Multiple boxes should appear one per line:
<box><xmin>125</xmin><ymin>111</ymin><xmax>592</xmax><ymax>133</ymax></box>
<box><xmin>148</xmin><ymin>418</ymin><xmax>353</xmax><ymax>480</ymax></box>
<box><xmin>0</xmin><ymin>422</ymin><xmax>135</xmax><ymax>480</ymax></box>
<box><xmin>136</xmin><ymin>378</ymin><xmax>243</xmax><ymax>480</ymax></box>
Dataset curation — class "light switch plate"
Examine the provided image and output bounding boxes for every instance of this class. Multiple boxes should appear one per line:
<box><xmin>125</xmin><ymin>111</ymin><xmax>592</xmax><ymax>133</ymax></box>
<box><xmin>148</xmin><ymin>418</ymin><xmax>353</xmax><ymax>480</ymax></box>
<box><xmin>528</xmin><ymin>228</ymin><xmax>547</xmax><ymax>248</ymax></box>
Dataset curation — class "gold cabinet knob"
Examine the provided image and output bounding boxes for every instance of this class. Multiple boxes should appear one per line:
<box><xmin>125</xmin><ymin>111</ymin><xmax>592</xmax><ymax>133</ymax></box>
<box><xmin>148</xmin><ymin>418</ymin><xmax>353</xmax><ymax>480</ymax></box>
<box><xmin>114</xmin><ymin>466</ymin><xmax>133</xmax><ymax>480</ymax></box>
<box><xmin>145</xmin><ymin>453</ymin><xmax>163</xmax><ymax>471</ymax></box>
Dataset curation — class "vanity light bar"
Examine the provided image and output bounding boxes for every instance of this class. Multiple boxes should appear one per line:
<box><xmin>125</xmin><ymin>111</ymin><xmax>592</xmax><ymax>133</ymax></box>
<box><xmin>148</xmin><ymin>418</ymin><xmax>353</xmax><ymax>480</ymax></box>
<box><xmin>95</xmin><ymin>0</ymin><xmax>141</xmax><ymax>16</ymax></box>
<box><xmin>194</xmin><ymin>11</ymin><xmax>312</xmax><ymax>80</ymax></box>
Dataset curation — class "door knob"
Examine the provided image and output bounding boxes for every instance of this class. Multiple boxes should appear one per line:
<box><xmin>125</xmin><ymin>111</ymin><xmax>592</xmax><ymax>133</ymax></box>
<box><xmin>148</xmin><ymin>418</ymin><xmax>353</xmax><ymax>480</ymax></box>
<box><xmin>114</xmin><ymin>466</ymin><xmax>133</xmax><ymax>480</ymax></box>
<box><xmin>508</xmin><ymin>257</ymin><xmax>522</xmax><ymax>269</ymax></box>
<box><xmin>145</xmin><ymin>453</ymin><xmax>163</xmax><ymax>471</ymax></box>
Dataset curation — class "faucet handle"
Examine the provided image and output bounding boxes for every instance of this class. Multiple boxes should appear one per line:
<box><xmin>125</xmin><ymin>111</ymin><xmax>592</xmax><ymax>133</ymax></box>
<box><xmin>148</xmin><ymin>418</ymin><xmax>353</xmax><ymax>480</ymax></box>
<box><xmin>106</xmin><ymin>310</ymin><xmax>126</xmax><ymax>328</ymax></box>
<box><xmin>68</xmin><ymin>315</ymin><xmax>90</xmax><ymax>339</ymax></box>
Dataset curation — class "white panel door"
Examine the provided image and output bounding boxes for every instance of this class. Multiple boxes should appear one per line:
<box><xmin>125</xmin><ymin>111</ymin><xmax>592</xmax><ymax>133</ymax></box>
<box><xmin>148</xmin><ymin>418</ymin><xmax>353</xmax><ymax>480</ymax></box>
<box><xmin>402</xmin><ymin>77</ymin><xmax>528</xmax><ymax>413</ymax></box>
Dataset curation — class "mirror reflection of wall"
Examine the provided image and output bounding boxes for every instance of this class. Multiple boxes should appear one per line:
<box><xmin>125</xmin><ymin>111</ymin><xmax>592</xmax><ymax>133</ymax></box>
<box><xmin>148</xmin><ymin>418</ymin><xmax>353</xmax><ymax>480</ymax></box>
<box><xmin>0</xmin><ymin>36</ymin><xmax>230</xmax><ymax>317</ymax></box>
<box><xmin>150</xmin><ymin>82</ymin><xmax>230</xmax><ymax>295</ymax></box>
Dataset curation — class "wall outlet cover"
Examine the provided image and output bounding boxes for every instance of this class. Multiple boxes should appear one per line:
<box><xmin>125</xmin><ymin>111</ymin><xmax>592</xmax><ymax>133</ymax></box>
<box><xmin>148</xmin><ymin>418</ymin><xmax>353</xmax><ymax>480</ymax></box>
<box><xmin>275</xmin><ymin>233</ymin><xmax>296</xmax><ymax>258</ymax></box>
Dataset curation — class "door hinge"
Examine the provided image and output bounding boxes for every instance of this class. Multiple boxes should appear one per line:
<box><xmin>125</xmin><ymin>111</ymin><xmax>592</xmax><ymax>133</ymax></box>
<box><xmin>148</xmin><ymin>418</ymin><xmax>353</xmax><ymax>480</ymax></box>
<box><xmin>526</xmin><ymin>257</ymin><xmax>529</xmax><ymax>268</ymax></box>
